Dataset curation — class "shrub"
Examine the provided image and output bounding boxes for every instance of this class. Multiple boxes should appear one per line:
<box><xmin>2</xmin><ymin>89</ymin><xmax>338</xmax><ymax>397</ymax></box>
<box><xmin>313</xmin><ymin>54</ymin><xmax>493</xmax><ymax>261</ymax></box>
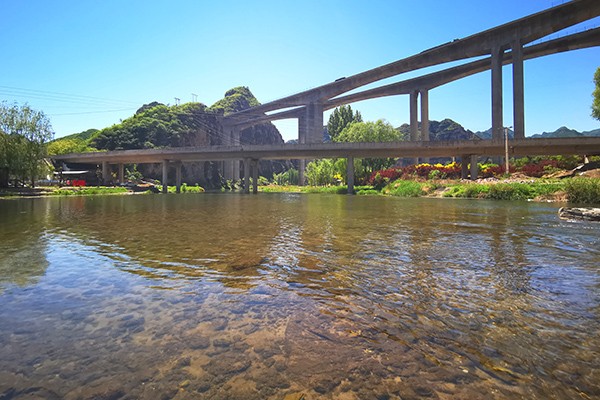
<box><xmin>564</xmin><ymin>178</ymin><xmax>600</xmax><ymax>204</ymax></box>
<box><xmin>386</xmin><ymin>180</ymin><xmax>424</xmax><ymax>197</ymax></box>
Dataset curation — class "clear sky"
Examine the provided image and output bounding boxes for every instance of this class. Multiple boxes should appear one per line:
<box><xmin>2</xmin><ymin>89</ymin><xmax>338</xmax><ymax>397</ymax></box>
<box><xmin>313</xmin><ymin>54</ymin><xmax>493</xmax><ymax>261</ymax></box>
<box><xmin>1</xmin><ymin>0</ymin><xmax>599</xmax><ymax>141</ymax></box>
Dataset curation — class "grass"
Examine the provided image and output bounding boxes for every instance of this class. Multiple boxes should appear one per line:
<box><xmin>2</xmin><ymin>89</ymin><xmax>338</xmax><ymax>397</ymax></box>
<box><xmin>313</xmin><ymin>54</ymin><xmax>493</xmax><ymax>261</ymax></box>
<box><xmin>383</xmin><ymin>180</ymin><xmax>425</xmax><ymax>197</ymax></box>
<box><xmin>49</xmin><ymin>187</ymin><xmax>129</xmax><ymax>196</ymax></box>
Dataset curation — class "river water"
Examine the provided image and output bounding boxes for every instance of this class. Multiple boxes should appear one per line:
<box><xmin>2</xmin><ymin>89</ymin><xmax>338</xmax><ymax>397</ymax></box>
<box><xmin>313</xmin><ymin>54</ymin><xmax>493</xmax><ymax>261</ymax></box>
<box><xmin>0</xmin><ymin>193</ymin><xmax>599</xmax><ymax>399</ymax></box>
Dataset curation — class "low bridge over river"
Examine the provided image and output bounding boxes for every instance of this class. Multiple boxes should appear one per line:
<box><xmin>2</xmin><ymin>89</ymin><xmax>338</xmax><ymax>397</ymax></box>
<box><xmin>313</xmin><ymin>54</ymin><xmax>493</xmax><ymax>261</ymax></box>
<box><xmin>53</xmin><ymin>137</ymin><xmax>600</xmax><ymax>194</ymax></box>
<box><xmin>53</xmin><ymin>0</ymin><xmax>600</xmax><ymax>193</ymax></box>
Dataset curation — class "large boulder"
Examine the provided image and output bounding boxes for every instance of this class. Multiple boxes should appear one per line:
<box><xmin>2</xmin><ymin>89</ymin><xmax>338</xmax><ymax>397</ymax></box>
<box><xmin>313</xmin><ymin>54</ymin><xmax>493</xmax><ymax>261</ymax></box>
<box><xmin>558</xmin><ymin>207</ymin><xmax>600</xmax><ymax>221</ymax></box>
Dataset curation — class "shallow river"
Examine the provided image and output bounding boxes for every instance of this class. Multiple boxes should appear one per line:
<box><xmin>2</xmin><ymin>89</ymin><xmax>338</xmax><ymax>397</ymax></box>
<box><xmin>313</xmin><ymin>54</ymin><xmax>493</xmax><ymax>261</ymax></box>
<box><xmin>0</xmin><ymin>193</ymin><xmax>599</xmax><ymax>399</ymax></box>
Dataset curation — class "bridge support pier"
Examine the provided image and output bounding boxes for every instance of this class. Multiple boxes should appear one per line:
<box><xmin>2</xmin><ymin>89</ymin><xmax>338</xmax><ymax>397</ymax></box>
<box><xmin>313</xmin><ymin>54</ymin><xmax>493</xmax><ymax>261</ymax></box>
<box><xmin>243</xmin><ymin>158</ymin><xmax>251</xmax><ymax>194</ymax></box>
<box><xmin>491</xmin><ymin>46</ymin><xmax>504</xmax><ymax>142</ymax></box>
<box><xmin>102</xmin><ymin>161</ymin><xmax>110</xmax><ymax>185</ymax></box>
<box><xmin>512</xmin><ymin>40</ymin><xmax>525</xmax><ymax>139</ymax></box>
<box><xmin>298</xmin><ymin>159</ymin><xmax>305</xmax><ymax>186</ymax></box>
<box><xmin>410</xmin><ymin>90</ymin><xmax>419</xmax><ymax>164</ymax></box>
<box><xmin>252</xmin><ymin>159</ymin><xmax>259</xmax><ymax>194</ymax></box>
<box><xmin>175</xmin><ymin>162</ymin><xmax>182</xmax><ymax>193</ymax></box>
<box><xmin>470</xmin><ymin>155</ymin><xmax>479</xmax><ymax>180</ymax></box>
<box><xmin>162</xmin><ymin>160</ymin><xmax>169</xmax><ymax>193</ymax></box>
<box><xmin>347</xmin><ymin>157</ymin><xmax>355</xmax><ymax>195</ymax></box>
<box><xmin>117</xmin><ymin>163</ymin><xmax>124</xmax><ymax>184</ymax></box>
<box><xmin>297</xmin><ymin>102</ymin><xmax>324</xmax><ymax>186</ymax></box>
<box><xmin>420</xmin><ymin>89</ymin><xmax>430</xmax><ymax>163</ymax></box>
<box><xmin>461</xmin><ymin>155</ymin><xmax>469</xmax><ymax>179</ymax></box>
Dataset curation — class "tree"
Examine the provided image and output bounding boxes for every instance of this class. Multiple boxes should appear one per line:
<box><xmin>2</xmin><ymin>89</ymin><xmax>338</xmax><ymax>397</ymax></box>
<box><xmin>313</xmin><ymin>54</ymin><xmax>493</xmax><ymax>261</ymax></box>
<box><xmin>593</xmin><ymin>67</ymin><xmax>600</xmax><ymax>120</ymax></box>
<box><xmin>334</xmin><ymin>119</ymin><xmax>402</xmax><ymax>180</ymax></box>
<box><xmin>327</xmin><ymin>105</ymin><xmax>362</xmax><ymax>141</ymax></box>
<box><xmin>0</xmin><ymin>102</ymin><xmax>53</xmax><ymax>187</ymax></box>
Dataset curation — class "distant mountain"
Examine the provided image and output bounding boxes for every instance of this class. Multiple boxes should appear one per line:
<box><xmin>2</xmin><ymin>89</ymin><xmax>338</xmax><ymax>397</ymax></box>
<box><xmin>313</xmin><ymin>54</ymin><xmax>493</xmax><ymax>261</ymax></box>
<box><xmin>473</xmin><ymin>127</ymin><xmax>514</xmax><ymax>140</ymax></box>
<box><xmin>476</xmin><ymin>125</ymin><xmax>600</xmax><ymax>139</ymax></box>
<box><xmin>397</xmin><ymin>118</ymin><xmax>479</xmax><ymax>141</ymax></box>
<box><xmin>582</xmin><ymin>128</ymin><xmax>600</xmax><ymax>137</ymax></box>
<box><xmin>529</xmin><ymin>126</ymin><xmax>583</xmax><ymax>138</ymax></box>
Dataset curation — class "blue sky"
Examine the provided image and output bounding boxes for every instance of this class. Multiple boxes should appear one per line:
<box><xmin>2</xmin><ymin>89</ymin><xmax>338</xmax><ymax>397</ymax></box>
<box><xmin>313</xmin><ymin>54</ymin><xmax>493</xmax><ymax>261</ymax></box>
<box><xmin>1</xmin><ymin>0</ymin><xmax>599</xmax><ymax>141</ymax></box>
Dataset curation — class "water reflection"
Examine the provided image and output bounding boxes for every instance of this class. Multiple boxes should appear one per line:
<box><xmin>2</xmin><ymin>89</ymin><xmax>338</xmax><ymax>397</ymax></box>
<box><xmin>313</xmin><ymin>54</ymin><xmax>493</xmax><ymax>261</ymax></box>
<box><xmin>0</xmin><ymin>194</ymin><xmax>599</xmax><ymax>399</ymax></box>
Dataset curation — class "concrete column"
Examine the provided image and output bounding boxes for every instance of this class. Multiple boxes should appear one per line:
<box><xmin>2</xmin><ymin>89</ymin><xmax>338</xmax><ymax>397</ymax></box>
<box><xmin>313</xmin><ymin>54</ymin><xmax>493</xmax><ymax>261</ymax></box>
<box><xmin>470</xmin><ymin>155</ymin><xmax>478</xmax><ymax>180</ymax></box>
<box><xmin>420</xmin><ymin>89</ymin><xmax>429</xmax><ymax>142</ymax></box>
<box><xmin>102</xmin><ymin>161</ymin><xmax>110</xmax><ymax>185</ymax></box>
<box><xmin>298</xmin><ymin>115</ymin><xmax>307</xmax><ymax>186</ymax></box>
<box><xmin>175</xmin><ymin>162</ymin><xmax>182</xmax><ymax>193</ymax></box>
<box><xmin>298</xmin><ymin>159</ymin><xmax>305</xmax><ymax>186</ymax></box>
<box><xmin>251</xmin><ymin>159</ymin><xmax>259</xmax><ymax>194</ymax></box>
<box><xmin>420</xmin><ymin>89</ymin><xmax>430</xmax><ymax>163</ymax></box>
<box><xmin>461</xmin><ymin>155</ymin><xmax>469</xmax><ymax>179</ymax></box>
<box><xmin>491</xmin><ymin>46</ymin><xmax>504</xmax><ymax>142</ymax></box>
<box><xmin>346</xmin><ymin>157</ymin><xmax>355</xmax><ymax>195</ymax></box>
<box><xmin>223</xmin><ymin>127</ymin><xmax>235</xmax><ymax>181</ymax></box>
<box><xmin>243</xmin><ymin>158</ymin><xmax>251</xmax><ymax>194</ymax></box>
<box><xmin>306</xmin><ymin>102</ymin><xmax>324</xmax><ymax>144</ymax></box>
<box><xmin>512</xmin><ymin>40</ymin><xmax>525</xmax><ymax>139</ymax></box>
<box><xmin>232</xmin><ymin>127</ymin><xmax>241</xmax><ymax>181</ymax></box>
<box><xmin>409</xmin><ymin>90</ymin><xmax>419</xmax><ymax>141</ymax></box>
<box><xmin>117</xmin><ymin>163</ymin><xmax>124</xmax><ymax>184</ymax></box>
<box><xmin>410</xmin><ymin>90</ymin><xmax>419</xmax><ymax>165</ymax></box>
<box><xmin>162</xmin><ymin>160</ymin><xmax>169</xmax><ymax>193</ymax></box>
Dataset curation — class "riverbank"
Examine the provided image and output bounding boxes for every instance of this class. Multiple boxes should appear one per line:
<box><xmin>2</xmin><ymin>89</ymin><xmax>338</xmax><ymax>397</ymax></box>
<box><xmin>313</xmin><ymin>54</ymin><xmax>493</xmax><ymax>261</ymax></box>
<box><xmin>260</xmin><ymin>176</ymin><xmax>600</xmax><ymax>205</ymax></box>
<box><xmin>2</xmin><ymin>177</ymin><xmax>598</xmax><ymax>205</ymax></box>
<box><xmin>0</xmin><ymin>184</ymin><xmax>204</xmax><ymax>198</ymax></box>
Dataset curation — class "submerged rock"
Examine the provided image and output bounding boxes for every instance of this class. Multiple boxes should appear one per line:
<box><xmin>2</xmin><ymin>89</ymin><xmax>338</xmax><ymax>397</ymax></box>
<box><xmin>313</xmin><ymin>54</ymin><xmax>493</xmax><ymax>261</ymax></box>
<box><xmin>558</xmin><ymin>207</ymin><xmax>600</xmax><ymax>221</ymax></box>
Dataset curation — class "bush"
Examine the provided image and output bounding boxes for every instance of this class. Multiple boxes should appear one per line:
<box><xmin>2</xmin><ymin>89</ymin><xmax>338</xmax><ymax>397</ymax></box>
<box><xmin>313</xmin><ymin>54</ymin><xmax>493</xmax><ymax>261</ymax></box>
<box><xmin>564</xmin><ymin>178</ymin><xmax>600</xmax><ymax>204</ymax></box>
<box><xmin>385</xmin><ymin>180</ymin><xmax>424</xmax><ymax>197</ymax></box>
<box><xmin>488</xmin><ymin>183</ymin><xmax>532</xmax><ymax>200</ymax></box>
<box><xmin>443</xmin><ymin>184</ymin><xmax>489</xmax><ymax>198</ymax></box>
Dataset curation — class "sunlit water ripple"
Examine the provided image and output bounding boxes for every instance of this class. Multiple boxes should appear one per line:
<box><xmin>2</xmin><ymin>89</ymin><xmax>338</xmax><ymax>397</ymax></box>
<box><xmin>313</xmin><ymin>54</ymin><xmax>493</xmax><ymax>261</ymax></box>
<box><xmin>0</xmin><ymin>194</ymin><xmax>598</xmax><ymax>399</ymax></box>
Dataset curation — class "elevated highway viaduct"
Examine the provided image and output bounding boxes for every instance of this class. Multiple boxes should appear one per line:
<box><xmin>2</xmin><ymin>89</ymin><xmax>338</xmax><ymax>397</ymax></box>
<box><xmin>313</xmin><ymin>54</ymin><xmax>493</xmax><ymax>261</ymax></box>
<box><xmin>218</xmin><ymin>0</ymin><xmax>600</xmax><ymax>182</ymax></box>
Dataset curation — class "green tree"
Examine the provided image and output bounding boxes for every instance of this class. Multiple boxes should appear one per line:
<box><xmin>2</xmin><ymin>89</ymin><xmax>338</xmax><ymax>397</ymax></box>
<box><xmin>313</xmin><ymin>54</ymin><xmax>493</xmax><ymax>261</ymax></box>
<box><xmin>0</xmin><ymin>102</ymin><xmax>54</xmax><ymax>187</ymax></box>
<box><xmin>327</xmin><ymin>105</ymin><xmax>362</xmax><ymax>141</ymax></box>
<box><xmin>593</xmin><ymin>67</ymin><xmax>600</xmax><ymax>120</ymax></box>
<box><xmin>334</xmin><ymin>120</ymin><xmax>402</xmax><ymax>180</ymax></box>
<box><xmin>47</xmin><ymin>138</ymin><xmax>93</xmax><ymax>155</ymax></box>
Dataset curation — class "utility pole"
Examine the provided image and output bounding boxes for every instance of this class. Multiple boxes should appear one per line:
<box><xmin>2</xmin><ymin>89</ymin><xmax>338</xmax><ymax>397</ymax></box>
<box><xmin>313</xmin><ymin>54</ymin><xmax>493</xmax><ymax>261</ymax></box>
<box><xmin>191</xmin><ymin>93</ymin><xmax>198</xmax><ymax>102</ymax></box>
<box><xmin>174</xmin><ymin>97</ymin><xmax>180</xmax><ymax>105</ymax></box>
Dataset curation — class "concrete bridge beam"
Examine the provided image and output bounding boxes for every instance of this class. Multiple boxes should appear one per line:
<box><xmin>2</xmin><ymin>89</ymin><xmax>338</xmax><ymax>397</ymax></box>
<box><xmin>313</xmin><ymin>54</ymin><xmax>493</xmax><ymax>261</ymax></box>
<box><xmin>512</xmin><ymin>40</ymin><xmax>525</xmax><ymax>139</ymax></box>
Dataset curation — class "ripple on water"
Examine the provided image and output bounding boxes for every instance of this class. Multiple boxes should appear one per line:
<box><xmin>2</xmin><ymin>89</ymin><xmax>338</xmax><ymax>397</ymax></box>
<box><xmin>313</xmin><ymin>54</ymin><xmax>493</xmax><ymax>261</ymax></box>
<box><xmin>0</xmin><ymin>195</ymin><xmax>599</xmax><ymax>399</ymax></box>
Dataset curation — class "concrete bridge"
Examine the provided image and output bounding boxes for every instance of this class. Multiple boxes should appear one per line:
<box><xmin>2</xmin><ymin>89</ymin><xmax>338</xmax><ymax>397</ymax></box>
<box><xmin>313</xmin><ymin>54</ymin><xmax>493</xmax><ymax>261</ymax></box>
<box><xmin>52</xmin><ymin>0</ymin><xmax>600</xmax><ymax>193</ymax></box>
<box><xmin>53</xmin><ymin>137</ymin><xmax>600</xmax><ymax>194</ymax></box>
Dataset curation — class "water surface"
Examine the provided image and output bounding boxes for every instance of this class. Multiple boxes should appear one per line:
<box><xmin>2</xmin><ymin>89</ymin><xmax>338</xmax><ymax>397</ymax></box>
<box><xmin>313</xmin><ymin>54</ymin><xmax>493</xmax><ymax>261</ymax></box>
<box><xmin>0</xmin><ymin>194</ymin><xmax>599</xmax><ymax>399</ymax></box>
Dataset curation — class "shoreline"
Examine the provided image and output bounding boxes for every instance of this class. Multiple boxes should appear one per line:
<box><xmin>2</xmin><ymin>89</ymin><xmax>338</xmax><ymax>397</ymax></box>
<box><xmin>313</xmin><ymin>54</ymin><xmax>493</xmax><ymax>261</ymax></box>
<box><xmin>1</xmin><ymin>176</ymin><xmax>598</xmax><ymax>205</ymax></box>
